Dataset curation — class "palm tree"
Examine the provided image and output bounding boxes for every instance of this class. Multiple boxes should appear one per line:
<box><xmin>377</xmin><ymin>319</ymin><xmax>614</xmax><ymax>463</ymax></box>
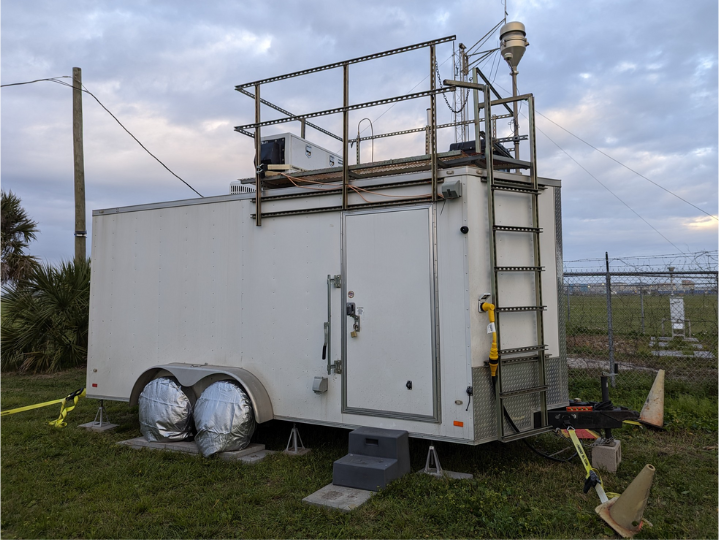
<box><xmin>1</xmin><ymin>190</ymin><xmax>39</xmax><ymax>285</ymax></box>
<box><xmin>1</xmin><ymin>258</ymin><xmax>91</xmax><ymax>372</ymax></box>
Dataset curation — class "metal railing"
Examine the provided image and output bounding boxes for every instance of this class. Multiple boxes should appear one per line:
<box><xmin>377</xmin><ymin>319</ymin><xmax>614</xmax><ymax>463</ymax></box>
<box><xmin>235</xmin><ymin>36</ymin><xmax>459</xmax><ymax>225</ymax></box>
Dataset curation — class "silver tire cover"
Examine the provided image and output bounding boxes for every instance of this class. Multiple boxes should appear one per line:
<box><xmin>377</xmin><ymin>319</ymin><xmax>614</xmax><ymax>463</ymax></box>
<box><xmin>138</xmin><ymin>377</ymin><xmax>194</xmax><ymax>442</ymax></box>
<box><xmin>194</xmin><ymin>380</ymin><xmax>256</xmax><ymax>457</ymax></box>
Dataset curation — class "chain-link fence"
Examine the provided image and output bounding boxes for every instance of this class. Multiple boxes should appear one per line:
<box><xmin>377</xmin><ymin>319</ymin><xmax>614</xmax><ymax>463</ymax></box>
<box><xmin>562</xmin><ymin>270</ymin><xmax>718</xmax><ymax>391</ymax></box>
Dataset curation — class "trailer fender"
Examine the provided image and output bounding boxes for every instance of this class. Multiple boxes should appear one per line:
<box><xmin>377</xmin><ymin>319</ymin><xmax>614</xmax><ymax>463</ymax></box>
<box><xmin>129</xmin><ymin>363</ymin><xmax>274</xmax><ymax>423</ymax></box>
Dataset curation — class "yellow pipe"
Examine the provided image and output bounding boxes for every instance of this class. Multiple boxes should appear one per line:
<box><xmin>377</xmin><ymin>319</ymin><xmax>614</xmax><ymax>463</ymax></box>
<box><xmin>481</xmin><ymin>302</ymin><xmax>499</xmax><ymax>379</ymax></box>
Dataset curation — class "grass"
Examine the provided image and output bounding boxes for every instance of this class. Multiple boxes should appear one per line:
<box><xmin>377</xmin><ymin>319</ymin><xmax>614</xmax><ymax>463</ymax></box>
<box><xmin>1</xmin><ymin>368</ymin><xmax>718</xmax><ymax>538</ymax></box>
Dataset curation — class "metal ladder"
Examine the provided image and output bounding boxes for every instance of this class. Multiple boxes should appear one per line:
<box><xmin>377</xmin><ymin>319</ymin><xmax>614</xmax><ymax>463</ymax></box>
<box><xmin>475</xmin><ymin>78</ymin><xmax>551</xmax><ymax>442</ymax></box>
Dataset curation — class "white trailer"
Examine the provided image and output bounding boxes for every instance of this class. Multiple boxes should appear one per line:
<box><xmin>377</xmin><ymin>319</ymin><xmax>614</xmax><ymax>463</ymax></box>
<box><xmin>87</xmin><ymin>34</ymin><xmax>568</xmax><ymax>446</ymax></box>
<box><xmin>87</xmin><ymin>160</ymin><xmax>567</xmax><ymax>445</ymax></box>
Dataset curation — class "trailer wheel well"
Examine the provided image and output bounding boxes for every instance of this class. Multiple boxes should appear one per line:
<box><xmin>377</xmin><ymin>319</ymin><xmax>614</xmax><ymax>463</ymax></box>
<box><xmin>129</xmin><ymin>364</ymin><xmax>273</xmax><ymax>423</ymax></box>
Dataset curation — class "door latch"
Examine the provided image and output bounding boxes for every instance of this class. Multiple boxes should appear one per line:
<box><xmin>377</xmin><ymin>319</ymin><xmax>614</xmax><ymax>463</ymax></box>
<box><xmin>346</xmin><ymin>302</ymin><xmax>361</xmax><ymax>337</ymax></box>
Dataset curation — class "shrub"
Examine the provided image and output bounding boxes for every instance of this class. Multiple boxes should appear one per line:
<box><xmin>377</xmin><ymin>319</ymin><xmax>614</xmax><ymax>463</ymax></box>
<box><xmin>1</xmin><ymin>258</ymin><xmax>90</xmax><ymax>372</ymax></box>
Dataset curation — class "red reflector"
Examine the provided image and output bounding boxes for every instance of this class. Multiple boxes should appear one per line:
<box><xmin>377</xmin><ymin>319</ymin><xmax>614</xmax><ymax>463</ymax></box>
<box><xmin>92</xmin><ymin>383</ymin><xmax>98</xmax><ymax>387</ymax></box>
<box><xmin>453</xmin><ymin>421</ymin><xmax>463</xmax><ymax>427</ymax></box>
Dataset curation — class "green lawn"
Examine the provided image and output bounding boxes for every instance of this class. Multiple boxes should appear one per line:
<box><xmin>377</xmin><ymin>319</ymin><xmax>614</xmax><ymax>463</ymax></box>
<box><xmin>565</xmin><ymin>294</ymin><xmax>718</xmax><ymax>382</ymax></box>
<box><xmin>566</xmin><ymin>293</ymin><xmax>718</xmax><ymax>339</ymax></box>
<box><xmin>1</xmin><ymin>368</ymin><xmax>717</xmax><ymax>538</ymax></box>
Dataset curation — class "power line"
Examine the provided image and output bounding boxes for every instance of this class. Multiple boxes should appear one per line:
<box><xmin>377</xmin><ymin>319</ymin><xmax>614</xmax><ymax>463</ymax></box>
<box><xmin>536</xmin><ymin>121</ymin><xmax>686</xmax><ymax>254</ymax></box>
<box><xmin>1</xmin><ymin>77</ymin><xmax>204</xmax><ymax>198</ymax></box>
<box><xmin>535</xmin><ymin>111</ymin><xmax>717</xmax><ymax>221</ymax></box>
<box><xmin>492</xmin><ymin>81</ymin><xmax>689</xmax><ymax>253</ymax></box>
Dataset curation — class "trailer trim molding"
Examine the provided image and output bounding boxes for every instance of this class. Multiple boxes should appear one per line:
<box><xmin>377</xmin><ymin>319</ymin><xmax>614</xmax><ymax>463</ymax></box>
<box><xmin>128</xmin><ymin>363</ymin><xmax>274</xmax><ymax>424</ymax></box>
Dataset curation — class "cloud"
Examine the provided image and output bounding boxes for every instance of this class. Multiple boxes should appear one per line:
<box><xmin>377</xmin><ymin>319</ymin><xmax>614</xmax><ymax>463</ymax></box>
<box><xmin>1</xmin><ymin>0</ymin><xmax>717</xmax><ymax>265</ymax></box>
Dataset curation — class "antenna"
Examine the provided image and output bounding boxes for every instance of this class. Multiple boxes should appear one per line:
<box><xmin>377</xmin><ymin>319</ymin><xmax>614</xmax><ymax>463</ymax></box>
<box><xmin>499</xmin><ymin>21</ymin><xmax>529</xmax><ymax>161</ymax></box>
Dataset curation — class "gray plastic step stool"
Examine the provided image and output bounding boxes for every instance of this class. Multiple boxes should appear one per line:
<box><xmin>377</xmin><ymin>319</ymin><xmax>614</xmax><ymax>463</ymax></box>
<box><xmin>333</xmin><ymin>427</ymin><xmax>411</xmax><ymax>491</ymax></box>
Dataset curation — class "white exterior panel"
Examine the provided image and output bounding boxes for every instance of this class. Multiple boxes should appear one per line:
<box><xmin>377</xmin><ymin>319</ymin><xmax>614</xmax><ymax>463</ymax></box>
<box><xmin>87</xmin><ymin>167</ymin><xmax>563</xmax><ymax>444</ymax></box>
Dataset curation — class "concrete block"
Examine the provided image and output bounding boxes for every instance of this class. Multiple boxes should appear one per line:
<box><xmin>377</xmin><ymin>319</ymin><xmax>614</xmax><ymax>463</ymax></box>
<box><xmin>418</xmin><ymin>470</ymin><xmax>474</xmax><ymax>480</ymax></box>
<box><xmin>118</xmin><ymin>438</ymin><xmax>200</xmax><ymax>454</ymax></box>
<box><xmin>592</xmin><ymin>440</ymin><xmax>622</xmax><ymax>473</ymax></box>
<box><xmin>78</xmin><ymin>421</ymin><xmax>118</xmax><ymax>432</ymax></box>
<box><xmin>222</xmin><ymin>449</ymin><xmax>276</xmax><ymax>464</ymax></box>
<box><xmin>302</xmin><ymin>483</ymin><xmax>374</xmax><ymax>512</ymax></box>
<box><xmin>283</xmin><ymin>447</ymin><xmax>312</xmax><ymax>456</ymax></box>
<box><xmin>117</xmin><ymin>438</ymin><xmax>272</xmax><ymax>463</ymax></box>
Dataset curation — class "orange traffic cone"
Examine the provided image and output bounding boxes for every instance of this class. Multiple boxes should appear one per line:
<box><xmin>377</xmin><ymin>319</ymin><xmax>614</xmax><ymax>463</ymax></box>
<box><xmin>595</xmin><ymin>464</ymin><xmax>655</xmax><ymax>538</ymax></box>
<box><xmin>639</xmin><ymin>370</ymin><xmax>665</xmax><ymax>428</ymax></box>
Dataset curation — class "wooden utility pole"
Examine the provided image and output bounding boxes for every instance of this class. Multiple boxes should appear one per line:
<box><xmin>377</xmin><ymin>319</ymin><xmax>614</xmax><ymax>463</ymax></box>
<box><xmin>73</xmin><ymin>67</ymin><xmax>86</xmax><ymax>260</ymax></box>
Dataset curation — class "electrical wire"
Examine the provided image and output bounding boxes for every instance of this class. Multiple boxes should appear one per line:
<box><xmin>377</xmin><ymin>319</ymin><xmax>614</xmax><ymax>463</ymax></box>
<box><xmin>1</xmin><ymin>77</ymin><xmax>204</xmax><ymax>198</ymax></box>
<box><xmin>535</xmin><ymin>111</ymin><xmax>718</xmax><ymax>221</ymax></box>
<box><xmin>489</xmin><ymin>80</ymin><xmax>715</xmax><ymax>222</ymax></box>
<box><xmin>278</xmin><ymin>172</ymin><xmax>437</xmax><ymax>204</ymax></box>
<box><xmin>487</xmin><ymin>80</ymin><xmax>687</xmax><ymax>254</ymax></box>
<box><xmin>536</xmin><ymin>122</ymin><xmax>686</xmax><ymax>254</ymax></box>
<box><xmin>465</xmin><ymin>19</ymin><xmax>505</xmax><ymax>55</ymax></box>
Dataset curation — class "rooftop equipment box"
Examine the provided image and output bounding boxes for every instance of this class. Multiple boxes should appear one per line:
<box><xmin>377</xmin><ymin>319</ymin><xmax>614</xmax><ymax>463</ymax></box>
<box><xmin>250</xmin><ymin>132</ymin><xmax>343</xmax><ymax>176</ymax></box>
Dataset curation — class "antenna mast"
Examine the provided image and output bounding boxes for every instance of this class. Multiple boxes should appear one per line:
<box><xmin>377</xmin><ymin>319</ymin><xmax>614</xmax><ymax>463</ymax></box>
<box><xmin>455</xmin><ymin>43</ymin><xmax>469</xmax><ymax>142</ymax></box>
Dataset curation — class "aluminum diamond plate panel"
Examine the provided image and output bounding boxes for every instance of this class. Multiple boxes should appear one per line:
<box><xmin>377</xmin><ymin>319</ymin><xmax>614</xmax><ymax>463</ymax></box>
<box><xmin>472</xmin><ymin>367</ymin><xmax>497</xmax><ymax>444</ymax></box>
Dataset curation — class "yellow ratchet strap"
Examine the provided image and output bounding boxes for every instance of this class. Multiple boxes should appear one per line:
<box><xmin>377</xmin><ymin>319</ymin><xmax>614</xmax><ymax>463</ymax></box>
<box><xmin>480</xmin><ymin>302</ymin><xmax>499</xmax><ymax>379</ymax></box>
<box><xmin>0</xmin><ymin>388</ymin><xmax>86</xmax><ymax>429</ymax></box>
<box><xmin>48</xmin><ymin>388</ymin><xmax>86</xmax><ymax>428</ymax></box>
<box><xmin>567</xmin><ymin>427</ymin><xmax>620</xmax><ymax>500</ymax></box>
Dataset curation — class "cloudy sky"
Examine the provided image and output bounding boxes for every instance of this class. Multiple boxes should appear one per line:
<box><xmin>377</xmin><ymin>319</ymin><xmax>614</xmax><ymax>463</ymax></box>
<box><xmin>2</xmin><ymin>0</ymin><xmax>717</xmax><ymax>268</ymax></box>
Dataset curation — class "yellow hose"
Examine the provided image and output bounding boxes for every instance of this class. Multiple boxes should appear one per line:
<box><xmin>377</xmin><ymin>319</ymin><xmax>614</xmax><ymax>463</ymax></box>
<box><xmin>481</xmin><ymin>302</ymin><xmax>499</xmax><ymax>380</ymax></box>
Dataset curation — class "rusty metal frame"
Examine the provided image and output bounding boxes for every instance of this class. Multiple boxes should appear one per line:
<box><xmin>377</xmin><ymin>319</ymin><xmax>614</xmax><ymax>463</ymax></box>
<box><xmin>236</xmin><ymin>35</ymin><xmax>456</xmax><ymax>225</ymax></box>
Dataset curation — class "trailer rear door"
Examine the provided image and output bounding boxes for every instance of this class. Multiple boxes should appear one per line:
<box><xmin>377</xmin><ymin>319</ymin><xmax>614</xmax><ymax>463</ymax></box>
<box><xmin>342</xmin><ymin>206</ymin><xmax>438</xmax><ymax>421</ymax></box>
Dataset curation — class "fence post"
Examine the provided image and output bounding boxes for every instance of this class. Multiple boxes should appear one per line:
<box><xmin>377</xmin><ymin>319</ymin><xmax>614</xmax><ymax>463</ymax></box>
<box><xmin>605</xmin><ymin>252</ymin><xmax>615</xmax><ymax>386</ymax></box>
<box><xmin>566</xmin><ymin>285</ymin><xmax>570</xmax><ymax>324</ymax></box>
<box><xmin>640</xmin><ymin>287</ymin><xmax>645</xmax><ymax>335</ymax></box>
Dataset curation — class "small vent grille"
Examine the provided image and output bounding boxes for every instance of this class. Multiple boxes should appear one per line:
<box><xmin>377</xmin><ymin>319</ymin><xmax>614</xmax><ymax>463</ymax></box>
<box><xmin>230</xmin><ymin>183</ymin><xmax>256</xmax><ymax>194</ymax></box>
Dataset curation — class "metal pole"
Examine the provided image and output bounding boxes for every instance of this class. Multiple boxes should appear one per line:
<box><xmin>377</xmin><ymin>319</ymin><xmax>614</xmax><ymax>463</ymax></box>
<box><xmin>342</xmin><ymin>64</ymin><xmax>349</xmax><ymax>210</ymax></box>
<box><xmin>640</xmin><ymin>287</ymin><xmax>645</xmax><ymax>335</ymax></box>
<box><xmin>511</xmin><ymin>67</ymin><xmax>520</xmax><ymax>169</ymax></box>
<box><xmin>600</xmin><ymin>375</ymin><xmax>613</xmax><ymax>440</ymax></box>
<box><xmin>300</xmin><ymin>118</ymin><xmax>306</xmax><ymax>139</ymax></box>
<box><xmin>254</xmin><ymin>84</ymin><xmax>262</xmax><ymax>226</ymax></box>
<box><xmin>72</xmin><ymin>67</ymin><xmax>86</xmax><ymax>260</ymax></box>
<box><xmin>566</xmin><ymin>284</ymin><xmax>570</xmax><ymax>324</ymax></box>
<box><xmin>605</xmin><ymin>252</ymin><xmax>615</xmax><ymax>387</ymax></box>
<box><xmin>430</xmin><ymin>44</ymin><xmax>437</xmax><ymax>202</ymax></box>
<box><xmin>425</xmin><ymin>108</ymin><xmax>431</xmax><ymax>155</ymax></box>
<box><xmin>472</xmin><ymin>70</ymin><xmax>481</xmax><ymax>154</ymax></box>
<box><xmin>460</xmin><ymin>44</ymin><xmax>468</xmax><ymax>142</ymax></box>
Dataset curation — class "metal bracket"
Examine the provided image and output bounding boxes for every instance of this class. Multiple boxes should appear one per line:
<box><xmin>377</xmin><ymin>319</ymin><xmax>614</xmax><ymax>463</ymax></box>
<box><xmin>332</xmin><ymin>360</ymin><xmax>343</xmax><ymax>374</ymax></box>
<box><xmin>332</xmin><ymin>275</ymin><xmax>342</xmax><ymax>288</ymax></box>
